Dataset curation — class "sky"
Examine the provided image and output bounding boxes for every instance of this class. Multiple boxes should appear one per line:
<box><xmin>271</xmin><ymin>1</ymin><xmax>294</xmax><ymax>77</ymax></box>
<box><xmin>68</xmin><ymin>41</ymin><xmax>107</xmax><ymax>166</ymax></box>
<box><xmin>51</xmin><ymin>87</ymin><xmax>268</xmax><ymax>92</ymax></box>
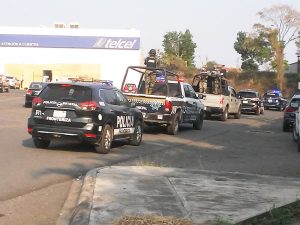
<box><xmin>0</xmin><ymin>0</ymin><xmax>299</xmax><ymax>67</ymax></box>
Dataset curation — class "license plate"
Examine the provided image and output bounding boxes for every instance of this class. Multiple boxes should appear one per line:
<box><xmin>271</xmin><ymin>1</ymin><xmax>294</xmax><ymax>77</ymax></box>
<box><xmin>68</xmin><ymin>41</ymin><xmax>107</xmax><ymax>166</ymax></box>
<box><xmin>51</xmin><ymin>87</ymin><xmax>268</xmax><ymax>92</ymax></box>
<box><xmin>53</xmin><ymin>110</ymin><xmax>66</xmax><ymax>118</ymax></box>
<box><xmin>243</xmin><ymin>100</ymin><xmax>248</xmax><ymax>104</ymax></box>
<box><xmin>268</xmin><ymin>99</ymin><xmax>272</xmax><ymax>103</ymax></box>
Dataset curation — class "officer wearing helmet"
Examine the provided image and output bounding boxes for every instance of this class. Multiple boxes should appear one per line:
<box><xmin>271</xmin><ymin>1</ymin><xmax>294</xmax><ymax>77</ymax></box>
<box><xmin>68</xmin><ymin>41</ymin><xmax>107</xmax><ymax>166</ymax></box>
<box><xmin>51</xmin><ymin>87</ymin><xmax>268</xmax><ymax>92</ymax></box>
<box><xmin>144</xmin><ymin>49</ymin><xmax>159</xmax><ymax>94</ymax></box>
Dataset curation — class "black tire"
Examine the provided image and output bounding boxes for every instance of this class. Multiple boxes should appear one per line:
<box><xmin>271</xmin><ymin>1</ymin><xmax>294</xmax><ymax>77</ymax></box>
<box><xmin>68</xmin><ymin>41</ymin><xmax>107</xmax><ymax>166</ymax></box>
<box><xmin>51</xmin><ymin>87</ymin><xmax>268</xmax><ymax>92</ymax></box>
<box><xmin>293</xmin><ymin>126</ymin><xmax>298</xmax><ymax>142</ymax></box>
<box><xmin>265</xmin><ymin>107</ymin><xmax>269</xmax><ymax>110</ymax></box>
<box><xmin>204</xmin><ymin>112</ymin><xmax>211</xmax><ymax>120</ymax></box>
<box><xmin>255</xmin><ymin>107</ymin><xmax>260</xmax><ymax>115</ymax></box>
<box><xmin>167</xmin><ymin>113</ymin><xmax>179</xmax><ymax>135</ymax></box>
<box><xmin>95</xmin><ymin>124</ymin><xmax>113</xmax><ymax>154</ymax></box>
<box><xmin>24</xmin><ymin>102</ymin><xmax>31</xmax><ymax>108</ymax></box>
<box><xmin>5</xmin><ymin>88</ymin><xmax>9</xmax><ymax>93</ymax></box>
<box><xmin>220</xmin><ymin>107</ymin><xmax>228</xmax><ymax>121</ymax></box>
<box><xmin>193</xmin><ymin>112</ymin><xmax>204</xmax><ymax>130</ymax></box>
<box><xmin>298</xmin><ymin>140</ymin><xmax>300</xmax><ymax>152</ymax></box>
<box><xmin>234</xmin><ymin>107</ymin><xmax>241</xmax><ymax>119</ymax></box>
<box><xmin>129</xmin><ymin>121</ymin><xmax>143</xmax><ymax>146</ymax></box>
<box><xmin>33</xmin><ymin>138</ymin><xmax>50</xmax><ymax>149</ymax></box>
<box><xmin>282</xmin><ymin>120</ymin><xmax>289</xmax><ymax>132</ymax></box>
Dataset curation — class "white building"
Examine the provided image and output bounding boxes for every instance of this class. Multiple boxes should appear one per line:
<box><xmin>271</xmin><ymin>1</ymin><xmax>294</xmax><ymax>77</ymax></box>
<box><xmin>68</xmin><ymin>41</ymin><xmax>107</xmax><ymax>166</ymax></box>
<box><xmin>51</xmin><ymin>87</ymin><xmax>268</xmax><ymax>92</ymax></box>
<box><xmin>0</xmin><ymin>25</ymin><xmax>142</xmax><ymax>88</ymax></box>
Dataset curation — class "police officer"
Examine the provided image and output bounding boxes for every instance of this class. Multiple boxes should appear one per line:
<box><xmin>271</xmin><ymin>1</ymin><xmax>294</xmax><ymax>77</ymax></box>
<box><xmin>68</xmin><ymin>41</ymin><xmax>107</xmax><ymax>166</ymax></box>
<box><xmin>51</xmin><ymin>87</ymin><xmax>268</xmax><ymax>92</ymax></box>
<box><xmin>144</xmin><ymin>49</ymin><xmax>158</xmax><ymax>94</ymax></box>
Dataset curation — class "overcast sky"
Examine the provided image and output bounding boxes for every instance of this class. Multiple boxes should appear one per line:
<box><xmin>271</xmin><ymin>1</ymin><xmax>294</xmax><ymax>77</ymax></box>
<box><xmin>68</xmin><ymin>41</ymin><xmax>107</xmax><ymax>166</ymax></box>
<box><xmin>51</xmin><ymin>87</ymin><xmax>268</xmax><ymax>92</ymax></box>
<box><xmin>0</xmin><ymin>0</ymin><xmax>299</xmax><ymax>67</ymax></box>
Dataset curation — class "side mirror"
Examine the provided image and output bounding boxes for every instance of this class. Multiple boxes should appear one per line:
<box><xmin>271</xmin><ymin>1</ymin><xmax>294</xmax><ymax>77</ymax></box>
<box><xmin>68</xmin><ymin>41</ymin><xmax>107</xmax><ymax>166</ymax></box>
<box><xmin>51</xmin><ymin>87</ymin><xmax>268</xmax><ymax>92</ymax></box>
<box><xmin>130</xmin><ymin>102</ymin><xmax>136</xmax><ymax>108</ymax></box>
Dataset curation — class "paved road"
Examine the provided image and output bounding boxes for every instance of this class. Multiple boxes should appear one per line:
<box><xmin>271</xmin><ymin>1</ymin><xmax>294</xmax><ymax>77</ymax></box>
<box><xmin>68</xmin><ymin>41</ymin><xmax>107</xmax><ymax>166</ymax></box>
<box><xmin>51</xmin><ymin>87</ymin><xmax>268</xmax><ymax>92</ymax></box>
<box><xmin>0</xmin><ymin>89</ymin><xmax>299</xmax><ymax>225</ymax></box>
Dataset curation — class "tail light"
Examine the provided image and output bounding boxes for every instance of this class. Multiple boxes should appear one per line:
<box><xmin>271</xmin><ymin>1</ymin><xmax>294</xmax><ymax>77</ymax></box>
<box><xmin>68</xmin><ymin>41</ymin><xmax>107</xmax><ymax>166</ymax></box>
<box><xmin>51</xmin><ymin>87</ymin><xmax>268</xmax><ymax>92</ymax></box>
<box><xmin>26</xmin><ymin>89</ymin><xmax>33</xmax><ymax>95</ymax></box>
<box><xmin>27</xmin><ymin>127</ymin><xmax>33</xmax><ymax>134</ymax></box>
<box><xmin>219</xmin><ymin>97</ymin><xmax>224</xmax><ymax>105</ymax></box>
<box><xmin>165</xmin><ymin>100</ymin><xmax>172</xmax><ymax>113</ymax></box>
<box><xmin>32</xmin><ymin>97</ymin><xmax>43</xmax><ymax>106</ymax></box>
<box><xmin>285</xmin><ymin>106</ymin><xmax>296</xmax><ymax>113</ymax></box>
<box><xmin>80</xmin><ymin>101</ymin><xmax>98</xmax><ymax>110</ymax></box>
<box><xmin>84</xmin><ymin>133</ymin><xmax>97</xmax><ymax>138</ymax></box>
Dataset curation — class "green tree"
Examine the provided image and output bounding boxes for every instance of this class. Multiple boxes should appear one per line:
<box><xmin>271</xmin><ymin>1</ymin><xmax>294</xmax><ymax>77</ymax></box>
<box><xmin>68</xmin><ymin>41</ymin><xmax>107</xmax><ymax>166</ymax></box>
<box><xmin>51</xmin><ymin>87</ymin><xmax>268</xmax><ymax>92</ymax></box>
<box><xmin>234</xmin><ymin>31</ymin><xmax>272</xmax><ymax>71</ymax></box>
<box><xmin>162</xmin><ymin>29</ymin><xmax>197</xmax><ymax>67</ymax></box>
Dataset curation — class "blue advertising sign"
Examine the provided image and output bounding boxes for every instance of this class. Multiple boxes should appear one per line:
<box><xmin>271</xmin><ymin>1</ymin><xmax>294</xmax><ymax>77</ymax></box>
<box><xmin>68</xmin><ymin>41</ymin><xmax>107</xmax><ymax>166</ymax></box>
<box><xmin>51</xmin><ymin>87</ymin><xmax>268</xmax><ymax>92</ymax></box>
<box><xmin>0</xmin><ymin>34</ymin><xmax>140</xmax><ymax>50</ymax></box>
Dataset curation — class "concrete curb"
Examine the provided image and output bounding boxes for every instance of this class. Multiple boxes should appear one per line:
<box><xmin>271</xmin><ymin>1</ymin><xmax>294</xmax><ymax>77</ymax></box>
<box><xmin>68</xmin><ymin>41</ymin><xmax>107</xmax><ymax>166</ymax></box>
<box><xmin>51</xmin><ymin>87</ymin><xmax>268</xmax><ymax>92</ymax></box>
<box><xmin>69</xmin><ymin>168</ymin><xmax>99</xmax><ymax>225</ymax></box>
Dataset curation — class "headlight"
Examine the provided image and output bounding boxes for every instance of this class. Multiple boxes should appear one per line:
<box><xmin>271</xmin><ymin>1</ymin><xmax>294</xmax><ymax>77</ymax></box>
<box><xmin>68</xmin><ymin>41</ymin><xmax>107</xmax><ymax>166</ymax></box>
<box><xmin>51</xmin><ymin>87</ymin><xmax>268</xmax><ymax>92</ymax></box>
<box><xmin>275</xmin><ymin>99</ymin><xmax>279</xmax><ymax>103</ymax></box>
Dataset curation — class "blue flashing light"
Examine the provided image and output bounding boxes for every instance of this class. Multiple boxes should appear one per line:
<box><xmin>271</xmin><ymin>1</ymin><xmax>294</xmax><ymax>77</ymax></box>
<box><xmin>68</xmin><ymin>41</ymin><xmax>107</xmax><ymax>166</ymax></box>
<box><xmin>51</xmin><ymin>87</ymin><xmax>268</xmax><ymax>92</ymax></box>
<box><xmin>156</xmin><ymin>74</ymin><xmax>165</xmax><ymax>83</ymax></box>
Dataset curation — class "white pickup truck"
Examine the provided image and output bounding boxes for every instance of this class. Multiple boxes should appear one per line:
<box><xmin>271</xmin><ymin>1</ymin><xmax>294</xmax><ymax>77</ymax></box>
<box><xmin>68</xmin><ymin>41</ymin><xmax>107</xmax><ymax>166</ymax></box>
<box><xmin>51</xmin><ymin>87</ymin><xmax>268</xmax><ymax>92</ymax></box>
<box><xmin>191</xmin><ymin>72</ymin><xmax>241</xmax><ymax>121</ymax></box>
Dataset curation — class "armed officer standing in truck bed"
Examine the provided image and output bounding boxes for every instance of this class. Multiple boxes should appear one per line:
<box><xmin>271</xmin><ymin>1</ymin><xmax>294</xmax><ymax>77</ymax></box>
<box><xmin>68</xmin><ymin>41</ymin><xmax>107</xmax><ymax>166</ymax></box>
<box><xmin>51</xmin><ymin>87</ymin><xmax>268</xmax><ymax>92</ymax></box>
<box><xmin>144</xmin><ymin>49</ymin><xmax>158</xmax><ymax>94</ymax></box>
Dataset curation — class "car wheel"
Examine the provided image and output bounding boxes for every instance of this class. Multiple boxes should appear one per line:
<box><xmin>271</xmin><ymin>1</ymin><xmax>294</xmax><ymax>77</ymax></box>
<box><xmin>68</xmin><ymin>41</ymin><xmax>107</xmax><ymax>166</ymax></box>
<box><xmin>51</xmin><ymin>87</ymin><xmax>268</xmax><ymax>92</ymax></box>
<box><xmin>221</xmin><ymin>107</ymin><xmax>228</xmax><ymax>121</ymax></box>
<box><xmin>265</xmin><ymin>107</ymin><xmax>269</xmax><ymax>110</ymax></box>
<box><xmin>193</xmin><ymin>112</ymin><xmax>204</xmax><ymax>130</ymax></box>
<box><xmin>283</xmin><ymin>120</ymin><xmax>289</xmax><ymax>132</ymax></box>
<box><xmin>129</xmin><ymin>121</ymin><xmax>143</xmax><ymax>146</ymax></box>
<box><xmin>293</xmin><ymin>126</ymin><xmax>298</xmax><ymax>142</ymax></box>
<box><xmin>255</xmin><ymin>107</ymin><xmax>260</xmax><ymax>115</ymax></box>
<box><xmin>33</xmin><ymin>138</ymin><xmax>50</xmax><ymax>149</ymax></box>
<box><xmin>6</xmin><ymin>88</ymin><xmax>9</xmax><ymax>93</ymax></box>
<box><xmin>234</xmin><ymin>107</ymin><xmax>241</xmax><ymax>119</ymax></box>
<box><xmin>167</xmin><ymin>113</ymin><xmax>179</xmax><ymax>135</ymax></box>
<box><xmin>204</xmin><ymin>112</ymin><xmax>211</xmax><ymax>120</ymax></box>
<box><xmin>24</xmin><ymin>102</ymin><xmax>31</xmax><ymax>108</ymax></box>
<box><xmin>95</xmin><ymin>124</ymin><xmax>112</xmax><ymax>154</ymax></box>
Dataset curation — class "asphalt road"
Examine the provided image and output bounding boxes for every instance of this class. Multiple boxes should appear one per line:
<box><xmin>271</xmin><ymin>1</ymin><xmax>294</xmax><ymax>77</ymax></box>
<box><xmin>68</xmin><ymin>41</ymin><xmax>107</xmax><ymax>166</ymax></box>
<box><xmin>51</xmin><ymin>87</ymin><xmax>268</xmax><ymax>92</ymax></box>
<box><xmin>0</xmin><ymin>89</ymin><xmax>300</xmax><ymax>225</ymax></box>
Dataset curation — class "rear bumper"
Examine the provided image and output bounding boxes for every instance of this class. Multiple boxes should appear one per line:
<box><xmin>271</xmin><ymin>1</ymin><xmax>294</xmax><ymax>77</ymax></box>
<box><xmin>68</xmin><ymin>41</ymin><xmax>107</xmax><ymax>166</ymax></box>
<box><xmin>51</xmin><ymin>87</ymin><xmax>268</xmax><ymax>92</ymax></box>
<box><xmin>143</xmin><ymin>112</ymin><xmax>173</xmax><ymax>125</ymax></box>
<box><xmin>28</xmin><ymin>119</ymin><xmax>99</xmax><ymax>143</ymax></box>
<box><xmin>241</xmin><ymin>104</ymin><xmax>259</xmax><ymax>113</ymax></box>
<box><xmin>204</xmin><ymin>106</ymin><xmax>223</xmax><ymax>115</ymax></box>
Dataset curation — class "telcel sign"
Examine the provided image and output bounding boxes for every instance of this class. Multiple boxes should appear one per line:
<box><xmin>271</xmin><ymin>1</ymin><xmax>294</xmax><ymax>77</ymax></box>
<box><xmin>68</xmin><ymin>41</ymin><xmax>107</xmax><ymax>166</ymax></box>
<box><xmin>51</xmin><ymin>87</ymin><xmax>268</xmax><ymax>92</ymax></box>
<box><xmin>93</xmin><ymin>37</ymin><xmax>138</xmax><ymax>49</ymax></box>
<box><xmin>0</xmin><ymin>34</ymin><xmax>140</xmax><ymax>50</ymax></box>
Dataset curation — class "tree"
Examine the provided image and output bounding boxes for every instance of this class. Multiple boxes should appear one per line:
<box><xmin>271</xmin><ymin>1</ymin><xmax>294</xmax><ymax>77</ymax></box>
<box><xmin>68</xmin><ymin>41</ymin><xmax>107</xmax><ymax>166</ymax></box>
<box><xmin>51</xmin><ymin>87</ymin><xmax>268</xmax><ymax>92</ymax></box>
<box><xmin>234</xmin><ymin>31</ymin><xmax>272</xmax><ymax>71</ymax></box>
<box><xmin>254</xmin><ymin>4</ymin><xmax>300</xmax><ymax>90</ymax></box>
<box><xmin>162</xmin><ymin>29</ymin><xmax>197</xmax><ymax>67</ymax></box>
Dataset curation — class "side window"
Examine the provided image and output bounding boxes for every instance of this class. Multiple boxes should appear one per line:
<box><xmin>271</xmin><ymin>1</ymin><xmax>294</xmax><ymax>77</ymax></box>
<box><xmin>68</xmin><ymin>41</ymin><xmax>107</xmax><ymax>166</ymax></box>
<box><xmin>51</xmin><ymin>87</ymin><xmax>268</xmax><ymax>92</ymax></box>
<box><xmin>188</xmin><ymin>85</ymin><xmax>197</xmax><ymax>98</ymax></box>
<box><xmin>230</xmin><ymin>88</ymin><xmax>237</xmax><ymax>97</ymax></box>
<box><xmin>183</xmin><ymin>85</ymin><xmax>191</xmax><ymax>98</ymax></box>
<box><xmin>99</xmin><ymin>89</ymin><xmax>117</xmax><ymax>105</ymax></box>
<box><xmin>115</xmin><ymin>90</ymin><xmax>128</xmax><ymax>106</ymax></box>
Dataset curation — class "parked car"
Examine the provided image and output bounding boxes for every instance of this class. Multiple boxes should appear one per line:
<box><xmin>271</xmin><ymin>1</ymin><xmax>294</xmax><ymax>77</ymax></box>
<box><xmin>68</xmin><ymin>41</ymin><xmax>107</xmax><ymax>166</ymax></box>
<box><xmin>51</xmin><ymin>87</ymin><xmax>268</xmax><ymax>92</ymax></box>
<box><xmin>6</xmin><ymin>76</ymin><xmax>20</xmax><ymax>89</ymax></box>
<box><xmin>27</xmin><ymin>81</ymin><xmax>143</xmax><ymax>153</ymax></box>
<box><xmin>263</xmin><ymin>90</ymin><xmax>287</xmax><ymax>111</ymax></box>
<box><xmin>25</xmin><ymin>82</ymin><xmax>48</xmax><ymax>107</ymax></box>
<box><xmin>283</xmin><ymin>94</ymin><xmax>300</xmax><ymax>132</ymax></box>
<box><xmin>0</xmin><ymin>75</ymin><xmax>9</xmax><ymax>92</ymax></box>
<box><xmin>237</xmin><ymin>89</ymin><xmax>264</xmax><ymax>115</ymax></box>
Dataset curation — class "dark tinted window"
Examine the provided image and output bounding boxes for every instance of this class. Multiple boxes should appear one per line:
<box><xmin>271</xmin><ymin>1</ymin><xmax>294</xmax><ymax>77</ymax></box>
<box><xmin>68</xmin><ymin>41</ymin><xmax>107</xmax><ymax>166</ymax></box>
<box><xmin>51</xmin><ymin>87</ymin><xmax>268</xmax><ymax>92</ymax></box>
<box><xmin>169</xmin><ymin>83</ymin><xmax>181</xmax><ymax>97</ymax></box>
<box><xmin>39</xmin><ymin>84</ymin><xmax>92</xmax><ymax>102</ymax></box>
<box><xmin>238</xmin><ymin>92</ymin><xmax>257</xmax><ymax>98</ymax></box>
<box><xmin>264</xmin><ymin>93</ymin><xmax>279</xmax><ymax>98</ymax></box>
<box><xmin>99</xmin><ymin>89</ymin><xmax>117</xmax><ymax>105</ymax></box>
<box><xmin>115</xmin><ymin>90</ymin><xmax>128</xmax><ymax>106</ymax></box>
<box><xmin>29</xmin><ymin>82</ymin><xmax>47</xmax><ymax>89</ymax></box>
<box><xmin>290</xmin><ymin>98</ymin><xmax>300</xmax><ymax>108</ymax></box>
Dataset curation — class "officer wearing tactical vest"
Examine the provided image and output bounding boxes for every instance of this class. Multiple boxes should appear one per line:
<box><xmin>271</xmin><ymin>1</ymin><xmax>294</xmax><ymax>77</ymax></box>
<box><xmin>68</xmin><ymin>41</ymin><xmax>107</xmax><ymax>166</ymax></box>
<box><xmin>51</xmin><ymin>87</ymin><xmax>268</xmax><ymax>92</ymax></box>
<box><xmin>144</xmin><ymin>49</ymin><xmax>158</xmax><ymax>94</ymax></box>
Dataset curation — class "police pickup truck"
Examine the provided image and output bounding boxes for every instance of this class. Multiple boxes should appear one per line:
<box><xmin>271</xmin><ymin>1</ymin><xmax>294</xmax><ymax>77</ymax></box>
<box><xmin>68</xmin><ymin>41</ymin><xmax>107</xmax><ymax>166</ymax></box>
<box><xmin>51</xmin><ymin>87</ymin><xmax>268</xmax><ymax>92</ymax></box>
<box><xmin>121</xmin><ymin>66</ymin><xmax>204</xmax><ymax>135</ymax></box>
<box><xmin>191</xmin><ymin>71</ymin><xmax>241</xmax><ymax>121</ymax></box>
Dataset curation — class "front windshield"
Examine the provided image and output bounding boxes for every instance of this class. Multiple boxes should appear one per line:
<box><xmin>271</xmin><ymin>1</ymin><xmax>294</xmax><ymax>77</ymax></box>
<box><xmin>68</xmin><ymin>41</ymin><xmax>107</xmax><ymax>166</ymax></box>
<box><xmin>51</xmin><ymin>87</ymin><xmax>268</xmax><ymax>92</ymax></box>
<box><xmin>238</xmin><ymin>92</ymin><xmax>257</xmax><ymax>98</ymax></box>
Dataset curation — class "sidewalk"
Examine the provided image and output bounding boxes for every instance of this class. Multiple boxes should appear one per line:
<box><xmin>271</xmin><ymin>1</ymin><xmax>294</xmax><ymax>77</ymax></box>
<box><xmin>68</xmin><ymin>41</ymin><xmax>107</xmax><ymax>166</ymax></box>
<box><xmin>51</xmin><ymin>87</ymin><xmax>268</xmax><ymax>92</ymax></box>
<box><xmin>68</xmin><ymin>166</ymin><xmax>300</xmax><ymax>225</ymax></box>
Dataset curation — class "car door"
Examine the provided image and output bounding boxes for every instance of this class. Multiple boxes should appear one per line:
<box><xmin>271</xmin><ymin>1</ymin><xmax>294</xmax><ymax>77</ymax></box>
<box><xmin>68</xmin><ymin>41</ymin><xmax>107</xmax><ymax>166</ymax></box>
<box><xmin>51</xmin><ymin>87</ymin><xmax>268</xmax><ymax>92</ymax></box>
<box><xmin>228</xmin><ymin>87</ymin><xmax>239</xmax><ymax>113</ymax></box>
<box><xmin>113</xmin><ymin>89</ymin><xmax>135</xmax><ymax>137</ymax></box>
<box><xmin>183</xmin><ymin>84</ymin><xmax>198</xmax><ymax>122</ymax></box>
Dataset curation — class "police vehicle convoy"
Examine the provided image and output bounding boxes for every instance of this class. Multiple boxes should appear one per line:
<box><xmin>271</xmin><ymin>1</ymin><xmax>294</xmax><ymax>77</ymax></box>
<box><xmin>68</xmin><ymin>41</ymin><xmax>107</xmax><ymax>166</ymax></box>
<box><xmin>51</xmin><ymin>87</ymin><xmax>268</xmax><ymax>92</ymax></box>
<box><xmin>191</xmin><ymin>70</ymin><xmax>241</xmax><ymax>121</ymax></box>
<box><xmin>27</xmin><ymin>81</ymin><xmax>143</xmax><ymax>154</ymax></box>
<box><xmin>121</xmin><ymin>66</ymin><xmax>204</xmax><ymax>135</ymax></box>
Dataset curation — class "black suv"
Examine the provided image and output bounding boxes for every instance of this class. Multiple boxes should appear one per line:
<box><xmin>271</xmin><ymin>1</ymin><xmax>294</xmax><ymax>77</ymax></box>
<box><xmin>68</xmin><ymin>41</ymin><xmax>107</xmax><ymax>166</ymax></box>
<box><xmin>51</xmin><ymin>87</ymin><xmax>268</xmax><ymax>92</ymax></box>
<box><xmin>237</xmin><ymin>90</ymin><xmax>264</xmax><ymax>115</ymax></box>
<box><xmin>27</xmin><ymin>82</ymin><xmax>143</xmax><ymax>153</ymax></box>
<box><xmin>263</xmin><ymin>90</ymin><xmax>287</xmax><ymax>111</ymax></box>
